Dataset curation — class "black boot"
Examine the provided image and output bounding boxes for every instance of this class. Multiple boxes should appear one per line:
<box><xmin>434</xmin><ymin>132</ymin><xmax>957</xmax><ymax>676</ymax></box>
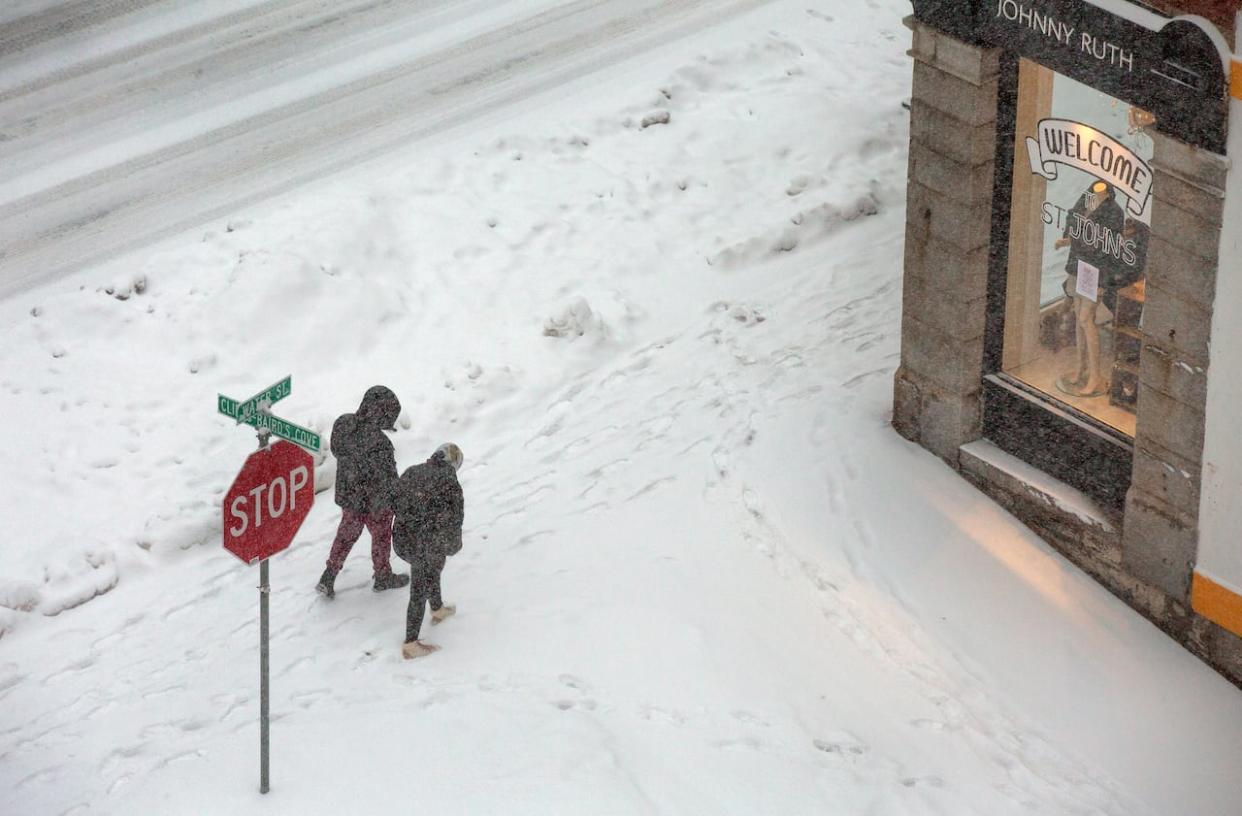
<box><xmin>373</xmin><ymin>571</ymin><xmax>410</xmax><ymax>592</ymax></box>
<box><xmin>316</xmin><ymin>568</ymin><xmax>337</xmax><ymax>599</ymax></box>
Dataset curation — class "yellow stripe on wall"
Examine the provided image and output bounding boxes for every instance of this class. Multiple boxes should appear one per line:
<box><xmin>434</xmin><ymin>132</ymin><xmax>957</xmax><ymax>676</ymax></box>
<box><xmin>1192</xmin><ymin>572</ymin><xmax>1242</xmax><ymax>638</ymax></box>
<box><xmin>1233</xmin><ymin>60</ymin><xmax>1242</xmax><ymax>101</ymax></box>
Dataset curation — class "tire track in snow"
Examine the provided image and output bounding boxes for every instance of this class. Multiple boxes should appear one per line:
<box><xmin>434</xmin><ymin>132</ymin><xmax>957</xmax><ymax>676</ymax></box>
<box><xmin>0</xmin><ymin>0</ymin><xmax>350</xmax><ymax>99</ymax></box>
<box><xmin>0</xmin><ymin>0</ymin><xmax>465</xmax><ymax>155</ymax></box>
<box><xmin>0</xmin><ymin>0</ymin><xmax>166</xmax><ymax>54</ymax></box>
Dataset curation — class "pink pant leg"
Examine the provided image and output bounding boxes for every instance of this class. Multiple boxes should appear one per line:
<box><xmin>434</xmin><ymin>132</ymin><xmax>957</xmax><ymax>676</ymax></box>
<box><xmin>365</xmin><ymin>510</ymin><xmax>395</xmax><ymax>577</ymax></box>
<box><xmin>326</xmin><ymin>511</ymin><xmax>365</xmax><ymax>573</ymax></box>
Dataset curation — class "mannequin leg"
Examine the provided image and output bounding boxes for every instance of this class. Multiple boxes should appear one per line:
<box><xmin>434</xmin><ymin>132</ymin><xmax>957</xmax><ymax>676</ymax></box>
<box><xmin>1056</xmin><ymin>291</ymin><xmax>1088</xmax><ymax>395</ymax></box>
<box><xmin>1058</xmin><ymin>295</ymin><xmax>1105</xmax><ymax>398</ymax></box>
<box><xmin>1080</xmin><ymin>297</ymin><xmax>1103</xmax><ymax>394</ymax></box>
<box><xmin>1072</xmin><ymin>296</ymin><xmax>1088</xmax><ymax>383</ymax></box>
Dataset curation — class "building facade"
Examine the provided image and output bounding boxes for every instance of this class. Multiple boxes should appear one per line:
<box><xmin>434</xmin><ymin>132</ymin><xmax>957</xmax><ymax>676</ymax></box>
<box><xmin>895</xmin><ymin>0</ymin><xmax>1242</xmax><ymax>687</ymax></box>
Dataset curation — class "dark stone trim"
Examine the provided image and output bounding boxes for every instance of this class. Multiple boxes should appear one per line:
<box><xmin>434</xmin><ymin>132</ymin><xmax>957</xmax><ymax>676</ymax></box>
<box><xmin>983</xmin><ymin>51</ymin><xmax>1019</xmax><ymax>374</ymax></box>
<box><xmin>983</xmin><ymin>375</ymin><xmax>1134</xmax><ymax>512</ymax></box>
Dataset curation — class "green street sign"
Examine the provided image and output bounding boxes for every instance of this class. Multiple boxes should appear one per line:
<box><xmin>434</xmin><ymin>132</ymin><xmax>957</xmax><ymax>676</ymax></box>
<box><xmin>218</xmin><ymin>376</ymin><xmax>291</xmax><ymax>424</ymax></box>
<box><xmin>253</xmin><ymin>412</ymin><xmax>322</xmax><ymax>453</ymax></box>
<box><xmin>218</xmin><ymin>375</ymin><xmax>321</xmax><ymax>453</ymax></box>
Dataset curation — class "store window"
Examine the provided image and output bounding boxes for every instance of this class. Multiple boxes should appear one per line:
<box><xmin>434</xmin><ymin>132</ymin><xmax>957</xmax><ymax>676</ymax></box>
<box><xmin>1000</xmin><ymin>58</ymin><xmax>1154</xmax><ymax>437</ymax></box>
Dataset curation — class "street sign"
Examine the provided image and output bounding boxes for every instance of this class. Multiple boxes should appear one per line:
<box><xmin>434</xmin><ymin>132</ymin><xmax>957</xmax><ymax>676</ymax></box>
<box><xmin>253</xmin><ymin>412</ymin><xmax>322</xmax><ymax>453</ymax></box>
<box><xmin>223</xmin><ymin>441</ymin><xmax>314</xmax><ymax>565</ymax></box>
<box><xmin>218</xmin><ymin>376</ymin><xmax>291</xmax><ymax>425</ymax></box>
<box><xmin>218</xmin><ymin>375</ymin><xmax>321</xmax><ymax>452</ymax></box>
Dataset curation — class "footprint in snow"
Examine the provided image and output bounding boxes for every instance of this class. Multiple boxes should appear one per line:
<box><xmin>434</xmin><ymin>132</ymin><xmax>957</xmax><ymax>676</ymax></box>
<box><xmin>42</xmin><ymin>655</ymin><xmax>97</xmax><ymax>685</ymax></box>
<box><xmin>716</xmin><ymin>735</ymin><xmax>763</xmax><ymax>750</ymax></box>
<box><xmin>554</xmin><ymin>698</ymin><xmax>598</xmax><ymax>712</ymax></box>
<box><xmin>101</xmin><ymin>745</ymin><xmax>144</xmax><ymax>776</ymax></box>
<box><xmin>153</xmin><ymin>750</ymin><xmax>205</xmax><ymax>771</ymax></box>
<box><xmin>901</xmin><ymin>776</ymin><xmax>945</xmax><ymax>789</ymax></box>
<box><xmin>141</xmin><ymin>684</ymin><xmax>186</xmax><ymax>701</ymax></box>
<box><xmin>626</xmin><ymin>476</ymin><xmax>676</xmax><ymax>501</ymax></box>
<box><xmin>786</xmin><ymin>175</ymin><xmax>812</xmax><ymax>196</ymax></box>
<box><xmin>291</xmin><ymin>689</ymin><xmax>331</xmax><ymax>710</ymax></box>
<box><xmin>731</xmin><ymin>709</ymin><xmax>770</xmax><ymax>727</ymax></box>
<box><xmin>511</xmin><ymin>530</ymin><xmax>554</xmax><ymax>550</ymax></box>
<box><xmin>558</xmin><ymin>673</ymin><xmax>588</xmax><ymax>691</ymax></box>
<box><xmin>639</xmin><ymin>704</ymin><xmax>687</xmax><ymax>727</ymax></box>
<box><xmin>813</xmin><ymin>734</ymin><xmax>869</xmax><ymax>760</ymax></box>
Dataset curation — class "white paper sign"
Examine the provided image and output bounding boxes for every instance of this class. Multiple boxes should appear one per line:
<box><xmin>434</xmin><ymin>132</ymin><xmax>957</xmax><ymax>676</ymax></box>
<box><xmin>1076</xmin><ymin>259</ymin><xmax>1099</xmax><ymax>301</ymax></box>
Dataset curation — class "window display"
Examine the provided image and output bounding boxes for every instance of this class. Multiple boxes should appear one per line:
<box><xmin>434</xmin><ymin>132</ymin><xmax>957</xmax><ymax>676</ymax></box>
<box><xmin>1001</xmin><ymin>59</ymin><xmax>1153</xmax><ymax>436</ymax></box>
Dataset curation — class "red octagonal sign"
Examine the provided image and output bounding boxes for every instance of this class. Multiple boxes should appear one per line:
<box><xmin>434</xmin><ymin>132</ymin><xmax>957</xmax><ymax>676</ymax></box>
<box><xmin>223</xmin><ymin>441</ymin><xmax>315</xmax><ymax>565</ymax></box>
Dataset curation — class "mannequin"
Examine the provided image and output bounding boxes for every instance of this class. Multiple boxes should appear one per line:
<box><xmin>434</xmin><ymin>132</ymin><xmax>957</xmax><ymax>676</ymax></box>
<box><xmin>1054</xmin><ymin>180</ymin><xmax>1124</xmax><ymax>398</ymax></box>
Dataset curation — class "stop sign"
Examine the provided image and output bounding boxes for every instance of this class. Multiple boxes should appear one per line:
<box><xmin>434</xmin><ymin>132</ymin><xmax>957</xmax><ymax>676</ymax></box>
<box><xmin>223</xmin><ymin>441</ymin><xmax>315</xmax><ymax>565</ymax></box>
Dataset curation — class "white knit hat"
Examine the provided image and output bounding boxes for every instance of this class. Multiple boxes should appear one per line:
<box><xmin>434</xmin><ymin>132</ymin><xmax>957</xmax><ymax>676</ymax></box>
<box><xmin>435</xmin><ymin>442</ymin><xmax>463</xmax><ymax>471</ymax></box>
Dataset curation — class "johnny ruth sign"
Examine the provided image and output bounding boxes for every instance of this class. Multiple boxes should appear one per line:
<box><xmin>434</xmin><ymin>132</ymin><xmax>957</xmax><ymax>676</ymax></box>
<box><xmin>993</xmin><ymin>0</ymin><xmax>1135</xmax><ymax>70</ymax></box>
<box><xmin>1026</xmin><ymin>119</ymin><xmax>1153</xmax><ymax>217</ymax></box>
<box><xmin>914</xmin><ymin>0</ymin><xmax>1228</xmax><ymax>152</ymax></box>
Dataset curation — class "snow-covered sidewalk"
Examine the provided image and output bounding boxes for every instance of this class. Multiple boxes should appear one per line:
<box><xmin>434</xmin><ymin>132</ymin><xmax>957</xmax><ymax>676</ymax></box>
<box><xmin>1</xmin><ymin>2</ymin><xmax>1240</xmax><ymax>814</ymax></box>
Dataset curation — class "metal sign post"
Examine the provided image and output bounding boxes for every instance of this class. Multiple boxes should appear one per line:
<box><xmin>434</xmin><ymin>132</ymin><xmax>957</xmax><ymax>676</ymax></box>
<box><xmin>259</xmin><ymin>557</ymin><xmax>270</xmax><ymax>795</ymax></box>
<box><xmin>219</xmin><ymin>375</ymin><xmax>318</xmax><ymax>796</ymax></box>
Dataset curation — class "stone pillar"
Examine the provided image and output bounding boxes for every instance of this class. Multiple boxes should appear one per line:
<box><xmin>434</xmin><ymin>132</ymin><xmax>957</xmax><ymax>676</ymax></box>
<box><xmin>893</xmin><ymin>18</ymin><xmax>999</xmax><ymax>465</ymax></box>
<box><xmin>1122</xmin><ymin>135</ymin><xmax>1228</xmax><ymax>601</ymax></box>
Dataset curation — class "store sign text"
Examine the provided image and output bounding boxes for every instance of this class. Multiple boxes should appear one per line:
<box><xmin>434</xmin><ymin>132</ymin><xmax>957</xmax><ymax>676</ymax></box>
<box><xmin>995</xmin><ymin>0</ymin><xmax>1135</xmax><ymax>71</ymax></box>
<box><xmin>1042</xmin><ymin>204</ymin><xmax>1139</xmax><ymax>267</ymax></box>
<box><xmin>1026</xmin><ymin>119</ymin><xmax>1153</xmax><ymax>217</ymax></box>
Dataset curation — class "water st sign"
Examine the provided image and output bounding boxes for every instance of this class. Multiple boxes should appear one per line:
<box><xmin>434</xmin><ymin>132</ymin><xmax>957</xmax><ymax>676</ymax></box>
<box><xmin>218</xmin><ymin>376</ymin><xmax>291</xmax><ymax>425</ymax></box>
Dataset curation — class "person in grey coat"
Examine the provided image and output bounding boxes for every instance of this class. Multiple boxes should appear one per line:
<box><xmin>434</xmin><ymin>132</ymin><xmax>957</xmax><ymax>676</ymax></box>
<box><xmin>316</xmin><ymin>386</ymin><xmax>410</xmax><ymax>597</ymax></box>
<box><xmin>393</xmin><ymin>443</ymin><xmax>465</xmax><ymax>658</ymax></box>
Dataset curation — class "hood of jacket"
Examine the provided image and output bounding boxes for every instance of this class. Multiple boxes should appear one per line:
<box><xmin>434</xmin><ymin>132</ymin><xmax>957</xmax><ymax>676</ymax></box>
<box><xmin>357</xmin><ymin>385</ymin><xmax>401</xmax><ymax>431</ymax></box>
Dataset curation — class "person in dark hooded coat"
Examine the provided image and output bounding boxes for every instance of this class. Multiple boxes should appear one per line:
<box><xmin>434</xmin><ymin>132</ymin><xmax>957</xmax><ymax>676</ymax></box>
<box><xmin>393</xmin><ymin>443</ymin><xmax>465</xmax><ymax>659</ymax></box>
<box><xmin>316</xmin><ymin>386</ymin><xmax>410</xmax><ymax>597</ymax></box>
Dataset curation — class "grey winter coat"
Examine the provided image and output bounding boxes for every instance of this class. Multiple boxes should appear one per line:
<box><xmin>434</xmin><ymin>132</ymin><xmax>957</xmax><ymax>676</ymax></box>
<box><xmin>392</xmin><ymin>450</ymin><xmax>464</xmax><ymax>564</ymax></box>
<box><xmin>331</xmin><ymin>386</ymin><xmax>401</xmax><ymax>514</ymax></box>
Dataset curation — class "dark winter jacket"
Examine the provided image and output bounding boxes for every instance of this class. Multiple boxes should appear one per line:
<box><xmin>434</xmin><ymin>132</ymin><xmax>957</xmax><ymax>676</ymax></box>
<box><xmin>331</xmin><ymin>386</ymin><xmax>401</xmax><ymax>514</ymax></box>
<box><xmin>1062</xmin><ymin>187</ymin><xmax>1125</xmax><ymax>285</ymax></box>
<box><xmin>392</xmin><ymin>450</ymin><xmax>464</xmax><ymax>564</ymax></box>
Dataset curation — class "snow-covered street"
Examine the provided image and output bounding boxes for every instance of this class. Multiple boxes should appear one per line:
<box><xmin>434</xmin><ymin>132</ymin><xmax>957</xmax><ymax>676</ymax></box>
<box><xmin>2</xmin><ymin>1</ymin><xmax>1241</xmax><ymax>814</ymax></box>
<box><xmin>0</xmin><ymin>0</ymin><xmax>771</xmax><ymax>296</ymax></box>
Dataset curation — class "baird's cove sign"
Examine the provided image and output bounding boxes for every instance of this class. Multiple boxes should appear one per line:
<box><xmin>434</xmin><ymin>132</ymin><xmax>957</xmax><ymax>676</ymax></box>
<box><xmin>1026</xmin><ymin>119</ymin><xmax>1153</xmax><ymax>217</ymax></box>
